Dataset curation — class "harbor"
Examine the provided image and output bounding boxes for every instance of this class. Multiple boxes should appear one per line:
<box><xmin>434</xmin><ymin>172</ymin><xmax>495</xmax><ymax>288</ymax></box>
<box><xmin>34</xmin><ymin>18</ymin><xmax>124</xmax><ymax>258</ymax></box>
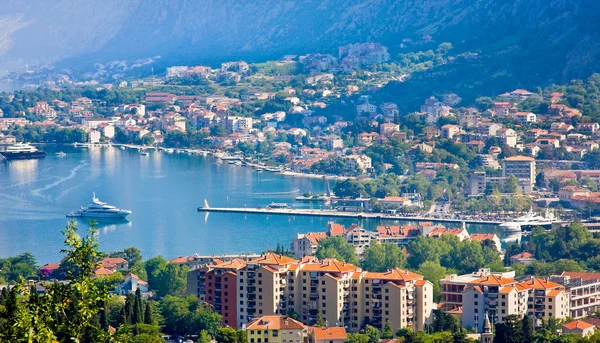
<box><xmin>197</xmin><ymin>201</ymin><xmax>503</xmax><ymax>225</ymax></box>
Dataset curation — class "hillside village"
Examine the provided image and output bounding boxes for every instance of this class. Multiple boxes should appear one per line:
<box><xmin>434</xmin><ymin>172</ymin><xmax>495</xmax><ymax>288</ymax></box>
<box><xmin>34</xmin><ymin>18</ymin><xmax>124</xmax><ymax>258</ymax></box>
<box><xmin>2</xmin><ymin>42</ymin><xmax>600</xmax><ymax>220</ymax></box>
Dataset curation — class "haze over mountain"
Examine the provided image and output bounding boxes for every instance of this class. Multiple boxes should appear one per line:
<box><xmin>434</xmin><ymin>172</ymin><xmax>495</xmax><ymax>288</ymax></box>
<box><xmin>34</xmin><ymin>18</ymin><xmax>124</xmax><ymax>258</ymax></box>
<box><xmin>1</xmin><ymin>0</ymin><xmax>599</xmax><ymax>86</ymax></box>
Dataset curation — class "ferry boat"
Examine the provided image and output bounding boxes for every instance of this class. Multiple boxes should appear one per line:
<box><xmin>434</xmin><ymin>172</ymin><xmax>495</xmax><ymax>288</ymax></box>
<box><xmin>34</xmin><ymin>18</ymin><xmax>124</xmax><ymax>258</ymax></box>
<box><xmin>0</xmin><ymin>143</ymin><xmax>47</xmax><ymax>160</ymax></box>
<box><xmin>67</xmin><ymin>193</ymin><xmax>132</xmax><ymax>218</ymax></box>
<box><xmin>500</xmin><ymin>210</ymin><xmax>556</xmax><ymax>232</ymax></box>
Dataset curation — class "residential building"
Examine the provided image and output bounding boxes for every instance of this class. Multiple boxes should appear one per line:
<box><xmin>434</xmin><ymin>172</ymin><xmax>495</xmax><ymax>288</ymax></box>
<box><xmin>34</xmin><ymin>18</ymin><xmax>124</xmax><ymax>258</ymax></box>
<box><xmin>441</xmin><ymin>124</ymin><xmax>461</xmax><ymax>139</ymax></box>
<box><xmin>461</xmin><ymin>274</ymin><xmax>528</xmax><ymax>331</ymax></box>
<box><xmin>439</xmin><ymin>269</ymin><xmax>516</xmax><ymax>312</ymax></box>
<box><xmin>238</xmin><ymin>254</ymin><xmax>298</xmax><ymax>326</ymax></box>
<box><xmin>245</xmin><ymin>315</ymin><xmax>308</xmax><ymax>343</ymax></box>
<box><xmin>187</xmin><ymin>254</ymin><xmax>434</xmax><ymax>332</ymax></box>
<box><xmin>562</xmin><ymin>321</ymin><xmax>595</xmax><ymax>336</ymax></box>
<box><xmin>205</xmin><ymin>259</ymin><xmax>247</xmax><ymax>328</ymax></box>
<box><xmin>310</xmin><ymin>327</ymin><xmax>347</xmax><ymax>343</ymax></box>
<box><xmin>510</xmin><ymin>252</ymin><xmax>535</xmax><ymax>265</ymax></box>
<box><xmin>115</xmin><ymin>273</ymin><xmax>148</xmax><ymax>295</ymax></box>
<box><xmin>378</xmin><ymin>196</ymin><xmax>411</xmax><ymax>210</ymax></box>
<box><xmin>469</xmin><ymin>172</ymin><xmax>487</xmax><ymax>196</ymax></box>
<box><xmin>502</xmin><ymin>156</ymin><xmax>536</xmax><ymax>193</ymax></box>
<box><xmin>550</xmin><ymin>272</ymin><xmax>600</xmax><ymax>319</ymax></box>
<box><xmin>343</xmin><ymin>155</ymin><xmax>372</xmax><ymax>173</ymax></box>
<box><xmin>517</xmin><ymin>277</ymin><xmax>568</xmax><ymax>321</ymax></box>
<box><xmin>291</xmin><ymin>232</ymin><xmax>327</xmax><ymax>258</ymax></box>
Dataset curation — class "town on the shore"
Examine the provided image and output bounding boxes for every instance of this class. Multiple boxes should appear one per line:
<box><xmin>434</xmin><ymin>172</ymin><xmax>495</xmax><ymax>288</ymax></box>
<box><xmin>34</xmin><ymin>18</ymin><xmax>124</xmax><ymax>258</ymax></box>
<box><xmin>3</xmin><ymin>39</ymin><xmax>600</xmax><ymax>342</ymax></box>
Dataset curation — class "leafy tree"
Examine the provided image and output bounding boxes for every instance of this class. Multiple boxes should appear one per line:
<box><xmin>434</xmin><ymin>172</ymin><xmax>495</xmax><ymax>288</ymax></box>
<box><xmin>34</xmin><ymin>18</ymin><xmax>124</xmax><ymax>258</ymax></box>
<box><xmin>315</xmin><ymin>313</ymin><xmax>326</xmax><ymax>328</ymax></box>
<box><xmin>315</xmin><ymin>236</ymin><xmax>359</xmax><ymax>265</ymax></box>
<box><xmin>124</xmin><ymin>247</ymin><xmax>143</xmax><ymax>267</ymax></box>
<box><xmin>332</xmin><ymin>179</ymin><xmax>366</xmax><ymax>198</ymax></box>
<box><xmin>381</xmin><ymin>321</ymin><xmax>394</xmax><ymax>339</ymax></box>
<box><xmin>418</xmin><ymin>261</ymin><xmax>451</xmax><ymax>302</ymax></box>
<box><xmin>144</xmin><ymin>302</ymin><xmax>153</xmax><ymax>325</ymax></box>
<box><xmin>216</xmin><ymin>327</ymin><xmax>238</xmax><ymax>343</ymax></box>
<box><xmin>362</xmin><ymin>325</ymin><xmax>381</xmax><ymax>343</ymax></box>
<box><xmin>346</xmin><ymin>333</ymin><xmax>370</xmax><ymax>343</ymax></box>
<box><xmin>360</xmin><ymin>242</ymin><xmax>406</xmax><ymax>272</ymax></box>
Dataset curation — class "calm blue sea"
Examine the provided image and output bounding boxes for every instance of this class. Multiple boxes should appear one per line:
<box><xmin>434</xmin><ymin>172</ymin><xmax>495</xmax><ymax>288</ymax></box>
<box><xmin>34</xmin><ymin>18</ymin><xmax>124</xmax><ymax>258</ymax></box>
<box><xmin>0</xmin><ymin>145</ymin><xmax>501</xmax><ymax>264</ymax></box>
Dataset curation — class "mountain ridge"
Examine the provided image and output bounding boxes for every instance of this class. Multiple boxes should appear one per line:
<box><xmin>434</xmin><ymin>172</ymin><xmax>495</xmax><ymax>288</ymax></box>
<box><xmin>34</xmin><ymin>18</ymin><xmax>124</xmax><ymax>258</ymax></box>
<box><xmin>1</xmin><ymin>1</ymin><xmax>599</xmax><ymax>86</ymax></box>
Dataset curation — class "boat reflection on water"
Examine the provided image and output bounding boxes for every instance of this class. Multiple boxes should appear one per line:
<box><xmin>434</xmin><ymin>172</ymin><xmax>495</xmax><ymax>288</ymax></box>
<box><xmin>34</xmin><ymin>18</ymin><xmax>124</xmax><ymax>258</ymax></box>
<box><xmin>501</xmin><ymin>231</ymin><xmax>522</xmax><ymax>243</ymax></box>
<box><xmin>69</xmin><ymin>217</ymin><xmax>132</xmax><ymax>234</ymax></box>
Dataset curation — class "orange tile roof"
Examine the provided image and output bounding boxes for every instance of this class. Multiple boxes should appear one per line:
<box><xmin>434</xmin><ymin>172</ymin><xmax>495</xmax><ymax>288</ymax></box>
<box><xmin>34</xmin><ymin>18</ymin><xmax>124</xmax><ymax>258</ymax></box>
<box><xmin>213</xmin><ymin>258</ymin><xmax>247</xmax><ymax>270</ymax></box>
<box><xmin>246</xmin><ymin>315</ymin><xmax>306</xmax><ymax>330</ymax></box>
<box><xmin>499</xmin><ymin>286</ymin><xmax>515</xmax><ymax>294</ymax></box>
<box><xmin>363</xmin><ymin>268</ymin><xmax>423</xmax><ymax>282</ymax></box>
<box><xmin>41</xmin><ymin>263</ymin><xmax>60</xmax><ymax>271</ymax></box>
<box><xmin>562</xmin><ymin>272</ymin><xmax>600</xmax><ymax>281</ymax></box>
<box><xmin>311</xmin><ymin>327</ymin><xmax>347</xmax><ymax>340</ymax></box>
<box><xmin>511</xmin><ymin>252</ymin><xmax>534</xmax><ymax>259</ymax></box>
<box><xmin>94</xmin><ymin>267</ymin><xmax>115</xmax><ymax>276</ymax></box>
<box><xmin>469</xmin><ymin>274</ymin><xmax>516</xmax><ymax>286</ymax></box>
<box><xmin>305</xmin><ymin>232</ymin><xmax>327</xmax><ymax>245</ymax></box>
<box><xmin>469</xmin><ymin>233</ymin><xmax>497</xmax><ymax>242</ymax></box>
<box><xmin>327</xmin><ymin>223</ymin><xmax>345</xmax><ymax>236</ymax></box>
<box><xmin>250</xmin><ymin>253</ymin><xmax>298</xmax><ymax>266</ymax></box>
<box><xmin>169</xmin><ymin>256</ymin><xmax>192</xmax><ymax>264</ymax></box>
<box><xmin>518</xmin><ymin>277</ymin><xmax>563</xmax><ymax>290</ymax></box>
<box><xmin>547</xmin><ymin>290</ymin><xmax>563</xmax><ymax>297</ymax></box>
<box><xmin>563</xmin><ymin>320</ymin><xmax>595</xmax><ymax>330</ymax></box>
<box><xmin>300</xmin><ymin>259</ymin><xmax>360</xmax><ymax>273</ymax></box>
<box><xmin>102</xmin><ymin>257</ymin><xmax>127</xmax><ymax>265</ymax></box>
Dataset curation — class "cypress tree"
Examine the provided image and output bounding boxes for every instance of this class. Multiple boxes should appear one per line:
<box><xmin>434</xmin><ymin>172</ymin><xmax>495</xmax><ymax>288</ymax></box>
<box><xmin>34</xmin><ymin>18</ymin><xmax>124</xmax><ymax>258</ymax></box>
<box><xmin>144</xmin><ymin>302</ymin><xmax>153</xmax><ymax>325</ymax></box>
<box><xmin>125</xmin><ymin>293</ymin><xmax>135</xmax><ymax>323</ymax></box>
<box><xmin>119</xmin><ymin>306</ymin><xmax>128</xmax><ymax>326</ymax></box>
<box><xmin>133</xmin><ymin>289</ymin><xmax>143</xmax><ymax>324</ymax></box>
<box><xmin>99</xmin><ymin>301</ymin><xmax>108</xmax><ymax>330</ymax></box>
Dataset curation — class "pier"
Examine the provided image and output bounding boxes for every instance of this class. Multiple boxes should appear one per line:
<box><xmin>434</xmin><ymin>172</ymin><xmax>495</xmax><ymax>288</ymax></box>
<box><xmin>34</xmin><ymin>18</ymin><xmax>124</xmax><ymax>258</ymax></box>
<box><xmin>197</xmin><ymin>203</ymin><xmax>502</xmax><ymax>225</ymax></box>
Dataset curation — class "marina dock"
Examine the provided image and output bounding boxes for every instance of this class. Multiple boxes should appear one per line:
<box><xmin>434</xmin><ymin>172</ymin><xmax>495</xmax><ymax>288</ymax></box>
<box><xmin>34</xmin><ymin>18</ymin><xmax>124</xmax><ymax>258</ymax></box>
<box><xmin>196</xmin><ymin>204</ymin><xmax>503</xmax><ymax>225</ymax></box>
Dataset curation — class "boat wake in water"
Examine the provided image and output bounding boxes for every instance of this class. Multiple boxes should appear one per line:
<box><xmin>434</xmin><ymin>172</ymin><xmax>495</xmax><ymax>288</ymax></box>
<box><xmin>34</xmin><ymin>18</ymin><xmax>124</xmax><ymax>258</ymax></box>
<box><xmin>31</xmin><ymin>161</ymin><xmax>88</xmax><ymax>199</ymax></box>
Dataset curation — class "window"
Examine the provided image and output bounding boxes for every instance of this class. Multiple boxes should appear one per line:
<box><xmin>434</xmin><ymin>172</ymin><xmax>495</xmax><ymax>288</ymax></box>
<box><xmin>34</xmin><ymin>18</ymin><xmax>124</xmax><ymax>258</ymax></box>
<box><xmin>385</xmin><ymin>296</ymin><xmax>389</xmax><ymax>301</ymax></box>
<box><xmin>258</xmin><ymin>273</ymin><xmax>262</xmax><ymax>277</ymax></box>
<box><xmin>385</xmin><ymin>289</ymin><xmax>389</xmax><ymax>293</ymax></box>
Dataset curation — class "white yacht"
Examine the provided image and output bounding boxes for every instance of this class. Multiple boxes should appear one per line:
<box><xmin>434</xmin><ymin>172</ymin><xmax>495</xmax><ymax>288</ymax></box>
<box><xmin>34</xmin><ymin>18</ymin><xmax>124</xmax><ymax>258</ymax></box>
<box><xmin>67</xmin><ymin>193</ymin><xmax>132</xmax><ymax>218</ymax></box>
<box><xmin>500</xmin><ymin>210</ymin><xmax>556</xmax><ymax>232</ymax></box>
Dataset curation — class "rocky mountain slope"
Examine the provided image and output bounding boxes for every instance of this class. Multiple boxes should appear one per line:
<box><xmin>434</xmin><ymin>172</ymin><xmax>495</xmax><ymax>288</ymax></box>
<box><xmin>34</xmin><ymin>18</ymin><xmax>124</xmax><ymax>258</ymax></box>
<box><xmin>1</xmin><ymin>0</ymin><xmax>599</xmax><ymax>86</ymax></box>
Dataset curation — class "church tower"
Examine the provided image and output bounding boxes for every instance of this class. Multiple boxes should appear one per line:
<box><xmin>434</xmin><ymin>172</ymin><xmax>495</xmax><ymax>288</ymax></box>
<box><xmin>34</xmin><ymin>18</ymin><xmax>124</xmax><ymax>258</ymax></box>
<box><xmin>481</xmin><ymin>312</ymin><xmax>493</xmax><ymax>343</ymax></box>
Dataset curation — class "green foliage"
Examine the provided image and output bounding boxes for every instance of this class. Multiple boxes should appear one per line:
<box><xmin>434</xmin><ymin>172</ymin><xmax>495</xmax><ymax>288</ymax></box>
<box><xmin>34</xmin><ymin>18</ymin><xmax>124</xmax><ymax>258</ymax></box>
<box><xmin>310</xmin><ymin>157</ymin><xmax>360</xmax><ymax>176</ymax></box>
<box><xmin>115</xmin><ymin>323</ymin><xmax>164</xmax><ymax>343</ymax></box>
<box><xmin>315</xmin><ymin>236</ymin><xmax>359</xmax><ymax>265</ymax></box>
<box><xmin>142</xmin><ymin>256</ymin><xmax>188</xmax><ymax>297</ymax></box>
<box><xmin>431</xmin><ymin>311</ymin><xmax>461</xmax><ymax>334</ymax></box>
<box><xmin>0</xmin><ymin>253</ymin><xmax>37</xmax><ymax>284</ymax></box>
<box><xmin>360</xmin><ymin>242</ymin><xmax>407</xmax><ymax>272</ymax></box>
<box><xmin>362</xmin><ymin>325</ymin><xmax>381</xmax><ymax>343</ymax></box>
<box><xmin>159</xmin><ymin>295</ymin><xmax>222</xmax><ymax>337</ymax></box>
<box><xmin>417</xmin><ymin>261</ymin><xmax>452</xmax><ymax>302</ymax></box>
<box><xmin>346</xmin><ymin>333</ymin><xmax>370</xmax><ymax>343</ymax></box>
<box><xmin>332</xmin><ymin>179</ymin><xmax>366</xmax><ymax>198</ymax></box>
<box><xmin>407</xmin><ymin>235</ymin><xmax>501</xmax><ymax>275</ymax></box>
